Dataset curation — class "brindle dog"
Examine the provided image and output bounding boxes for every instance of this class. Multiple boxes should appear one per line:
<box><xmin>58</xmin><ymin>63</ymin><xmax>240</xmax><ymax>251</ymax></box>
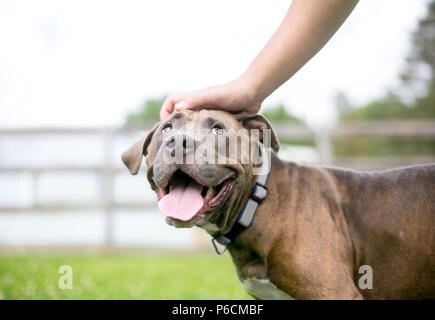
<box><xmin>122</xmin><ymin>110</ymin><xmax>435</xmax><ymax>299</ymax></box>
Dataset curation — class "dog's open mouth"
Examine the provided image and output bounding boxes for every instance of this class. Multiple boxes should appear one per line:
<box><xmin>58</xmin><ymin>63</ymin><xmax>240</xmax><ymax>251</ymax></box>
<box><xmin>156</xmin><ymin>170</ymin><xmax>235</xmax><ymax>222</ymax></box>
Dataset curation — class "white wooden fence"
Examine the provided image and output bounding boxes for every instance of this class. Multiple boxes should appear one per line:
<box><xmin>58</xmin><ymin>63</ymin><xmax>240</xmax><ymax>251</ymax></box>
<box><xmin>0</xmin><ymin>120</ymin><xmax>434</xmax><ymax>250</ymax></box>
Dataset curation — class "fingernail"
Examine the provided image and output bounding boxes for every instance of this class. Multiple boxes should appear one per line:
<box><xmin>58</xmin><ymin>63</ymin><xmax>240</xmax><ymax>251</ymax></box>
<box><xmin>174</xmin><ymin>101</ymin><xmax>187</xmax><ymax>111</ymax></box>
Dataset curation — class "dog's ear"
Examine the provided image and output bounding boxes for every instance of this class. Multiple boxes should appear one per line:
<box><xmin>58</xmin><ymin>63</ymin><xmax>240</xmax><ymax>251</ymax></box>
<box><xmin>233</xmin><ymin>112</ymin><xmax>280</xmax><ymax>152</ymax></box>
<box><xmin>121</xmin><ymin>123</ymin><xmax>159</xmax><ymax>175</ymax></box>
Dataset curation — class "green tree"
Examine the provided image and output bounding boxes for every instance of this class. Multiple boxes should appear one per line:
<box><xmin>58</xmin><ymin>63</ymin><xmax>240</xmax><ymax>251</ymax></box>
<box><xmin>400</xmin><ymin>0</ymin><xmax>435</xmax><ymax>119</ymax></box>
<box><xmin>339</xmin><ymin>1</ymin><xmax>435</xmax><ymax>121</ymax></box>
<box><xmin>336</xmin><ymin>1</ymin><xmax>435</xmax><ymax>157</ymax></box>
<box><xmin>340</xmin><ymin>92</ymin><xmax>411</xmax><ymax>121</ymax></box>
<box><xmin>126</xmin><ymin>97</ymin><xmax>304</xmax><ymax>126</ymax></box>
<box><xmin>402</xmin><ymin>0</ymin><xmax>435</xmax><ymax>84</ymax></box>
<box><xmin>125</xmin><ymin>96</ymin><xmax>167</xmax><ymax>125</ymax></box>
<box><xmin>262</xmin><ymin>104</ymin><xmax>303</xmax><ymax>124</ymax></box>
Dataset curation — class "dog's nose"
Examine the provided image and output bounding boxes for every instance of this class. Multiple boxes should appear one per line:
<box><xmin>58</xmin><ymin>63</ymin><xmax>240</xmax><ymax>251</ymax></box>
<box><xmin>165</xmin><ymin>133</ymin><xmax>197</xmax><ymax>156</ymax></box>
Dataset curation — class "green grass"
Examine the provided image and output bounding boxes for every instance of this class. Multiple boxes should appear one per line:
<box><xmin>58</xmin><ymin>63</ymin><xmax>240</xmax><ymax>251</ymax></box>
<box><xmin>0</xmin><ymin>253</ymin><xmax>252</xmax><ymax>300</ymax></box>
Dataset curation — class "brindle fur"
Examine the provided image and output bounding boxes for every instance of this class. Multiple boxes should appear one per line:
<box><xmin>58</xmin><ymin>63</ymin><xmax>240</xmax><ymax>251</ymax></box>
<box><xmin>122</xmin><ymin>110</ymin><xmax>435</xmax><ymax>299</ymax></box>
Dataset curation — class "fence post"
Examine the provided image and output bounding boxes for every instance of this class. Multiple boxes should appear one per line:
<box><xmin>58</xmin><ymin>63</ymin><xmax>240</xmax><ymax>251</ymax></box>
<box><xmin>31</xmin><ymin>172</ymin><xmax>39</xmax><ymax>209</ymax></box>
<box><xmin>102</xmin><ymin>128</ymin><xmax>114</xmax><ymax>252</ymax></box>
<box><xmin>314</xmin><ymin>128</ymin><xmax>333</xmax><ymax>165</ymax></box>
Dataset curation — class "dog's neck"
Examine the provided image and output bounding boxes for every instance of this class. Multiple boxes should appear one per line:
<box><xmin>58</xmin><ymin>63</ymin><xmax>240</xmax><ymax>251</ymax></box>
<box><xmin>204</xmin><ymin>152</ymin><xmax>282</xmax><ymax>253</ymax></box>
<box><xmin>220</xmin><ymin>153</ymin><xmax>291</xmax><ymax>281</ymax></box>
<box><xmin>208</xmin><ymin>145</ymin><xmax>275</xmax><ymax>250</ymax></box>
<box><xmin>227</xmin><ymin>157</ymin><xmax>356</xmax><ymax>281</ymax></box>
<box><xmin>229</xmin><ymin>153</ymin><xmax>288</xmax><ymax>252</ymax></box>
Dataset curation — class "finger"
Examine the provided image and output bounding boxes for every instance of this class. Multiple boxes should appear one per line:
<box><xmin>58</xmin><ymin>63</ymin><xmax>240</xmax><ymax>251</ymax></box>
<box><xmin>174</xmin><ymin>94</ymin><xmax>214</xmax><ymax>112</ymax></box>
<box><xmin>160</xmin><ymin>96</ymin><xmax>180</xmax><ymax>120</ymax></box>
<box><xmin>174</xmin><ymin>101</ymin><xmax>188</xmax><ymax>111</ymax></box>
<box><xmin>174</xmin><ymin>95</ymin><xmax>199</xmax><ymax>111</ymax></box>
<box><xmin>160</xmin><ymin>107</ymin><xmax>171</xmax><ymax>121</ymax></box>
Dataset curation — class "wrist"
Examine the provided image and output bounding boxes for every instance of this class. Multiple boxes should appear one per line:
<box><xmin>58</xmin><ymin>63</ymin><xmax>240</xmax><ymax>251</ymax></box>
<box><xmin>236</xmin><ymin>73</ymin><xmax>265</xmax><ymax>106</ymax></box>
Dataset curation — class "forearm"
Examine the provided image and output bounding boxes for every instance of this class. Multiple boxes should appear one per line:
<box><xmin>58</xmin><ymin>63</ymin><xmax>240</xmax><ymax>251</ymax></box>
<box><xmin>241</xmin><ymin>0</ymin><xmax>359</xmax><ymax>102</ymax></box>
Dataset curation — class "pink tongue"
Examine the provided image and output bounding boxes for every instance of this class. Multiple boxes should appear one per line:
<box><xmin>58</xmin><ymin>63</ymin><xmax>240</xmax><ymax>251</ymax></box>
<box><xmin>158</xmin><ymin>180</ymin><xmax>204</xmax><ymax>221</ymax></box>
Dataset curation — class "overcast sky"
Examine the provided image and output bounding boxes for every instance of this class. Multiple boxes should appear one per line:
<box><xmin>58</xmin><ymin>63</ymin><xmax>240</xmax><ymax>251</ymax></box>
<box><xmin>0</xmin><ymin>0</ymin><xmax>429</xmax><ymax>128</ymax></box>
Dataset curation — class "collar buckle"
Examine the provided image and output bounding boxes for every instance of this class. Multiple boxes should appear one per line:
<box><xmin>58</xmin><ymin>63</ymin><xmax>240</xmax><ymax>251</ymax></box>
<box><xmin>250</xmin><ymin>183</ymin><xmax>268</xmax><ymax>204</ymax></box>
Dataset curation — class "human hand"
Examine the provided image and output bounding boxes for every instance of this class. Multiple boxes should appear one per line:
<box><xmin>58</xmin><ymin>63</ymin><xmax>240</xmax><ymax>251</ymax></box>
<box><xmin>160</xmin><ymin>78</ymin><xmax>262</xmax><ymax>120</ymax></box>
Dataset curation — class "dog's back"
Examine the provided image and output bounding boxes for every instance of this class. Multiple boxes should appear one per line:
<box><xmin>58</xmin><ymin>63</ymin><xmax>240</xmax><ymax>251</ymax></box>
<box><xmin>326</xmin><ymin>164</ymin><xmax>435</xmax><ymax>299</ymax></box>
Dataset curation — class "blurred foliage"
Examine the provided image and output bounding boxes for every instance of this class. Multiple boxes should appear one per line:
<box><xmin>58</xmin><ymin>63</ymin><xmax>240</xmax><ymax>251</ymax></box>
<box><xmin>336</xmin><ymin>1</ymin><xmax>435</xmax><ymax>157</ymax></box>
<box><xmin>125</xmin><ymin>96</ymin><xmax>304</xmax><ymax>127</ymax></box>
<box><xmin>262</xmin><ymin>104</ymin><xmax>303</xmax><ymax>124</ymax></box>
<box><xmin>334</xmin><ymin>138</ymin><xmax>435</xmax><ymax>158</ymax></box>
<box><xmin>263</xmin><ymin>104</ymin><xmax>311</xmax><ymax>146</ymax></box>
<box><xmin>402</xmin><ymin>0</ymin><xmax>435</xmax><ymax>85</ymax></box>
<box><xmin>0</xmin><ymin>253</ymin><xmax>252</xmax><ymax>300</ymax></box>
<box><xmin>126</xmin><ymin>96</ymin><xmax>167</xmax><ymax>125</ymax></box>
<box><xmin>339</xmin><ymin>89</ymin><xmax>435</xmax><ymax>122</ymax></box>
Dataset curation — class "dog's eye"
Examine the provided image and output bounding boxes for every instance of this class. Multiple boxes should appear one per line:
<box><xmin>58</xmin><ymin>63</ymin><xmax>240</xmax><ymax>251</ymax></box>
<box><xmin>161</xmin><ymin>124</ymin><xmax>172</xmax><ymax>133</ymax></box>
<box><xmin>211</xmin><ymin>124</ymin><xmax>224</xmax><ymax>135</ymax></box>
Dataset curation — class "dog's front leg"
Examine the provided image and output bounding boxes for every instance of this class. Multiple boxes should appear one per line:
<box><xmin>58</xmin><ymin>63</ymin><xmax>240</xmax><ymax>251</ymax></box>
<box><xmin>268</xmin><ymin>263</ymin><xmax>363</xmax><ymax>299</ymax></box>
<box><xmin>266</xmin><ymin>244</ymin><xmax>364</xmax><ymax>300</ymax></box>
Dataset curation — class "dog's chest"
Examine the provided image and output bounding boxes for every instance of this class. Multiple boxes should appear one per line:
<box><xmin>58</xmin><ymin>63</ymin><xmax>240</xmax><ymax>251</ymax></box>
<box><xmin>241</xmin><ymin>277</ymin><xmax>294</xmax><ymax>300</ymax></box>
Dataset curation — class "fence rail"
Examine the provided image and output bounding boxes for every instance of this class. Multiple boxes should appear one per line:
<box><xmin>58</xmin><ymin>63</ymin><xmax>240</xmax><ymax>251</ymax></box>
<box><xmin>1</xmin><ymin>121</ymin><xmax>434</xmax><ymax>249</ymax></box>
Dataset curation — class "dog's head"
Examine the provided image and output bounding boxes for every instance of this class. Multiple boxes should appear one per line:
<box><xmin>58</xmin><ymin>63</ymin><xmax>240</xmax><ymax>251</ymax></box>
<box><xmin>121</xmin><ymin>110</ymin><xmax>279</xmax><ymax>232</ymax></box>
